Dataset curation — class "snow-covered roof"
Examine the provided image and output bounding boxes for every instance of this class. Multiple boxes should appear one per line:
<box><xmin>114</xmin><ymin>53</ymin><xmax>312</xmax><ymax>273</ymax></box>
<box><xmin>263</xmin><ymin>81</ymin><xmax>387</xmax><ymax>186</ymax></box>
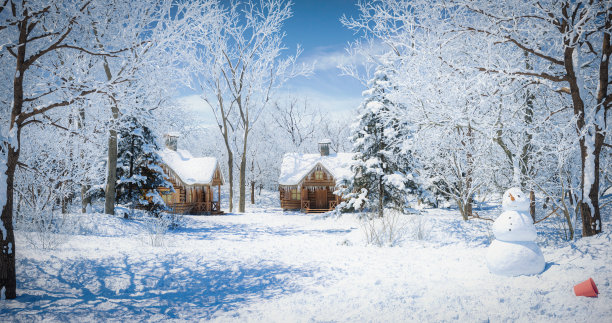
<box><xmin>278</xmin><ymin>152</ymin><xmax>354</xmax><ymax>186</ymax></box>
<box><xmin>159</xmin><ymin>148</ymin><xmax>222</xmax><ymax>186</ymax></box>
<box><xmin>318</xmin><ymin>138</ymin><xmax>332</xmax><ymax>144</ymax></box>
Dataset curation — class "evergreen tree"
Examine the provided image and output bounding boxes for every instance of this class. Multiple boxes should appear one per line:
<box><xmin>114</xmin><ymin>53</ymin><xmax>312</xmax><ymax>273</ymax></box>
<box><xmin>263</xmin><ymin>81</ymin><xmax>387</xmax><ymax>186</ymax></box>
<box><xmin>116</xmin><ymin>117</ymin><xmax>171</xmax><ymax>217</ymax></box>
<box><xmin>342</xmin><ymin>67</ymin><xmax>417</xmax><ymax>217</ymax></box>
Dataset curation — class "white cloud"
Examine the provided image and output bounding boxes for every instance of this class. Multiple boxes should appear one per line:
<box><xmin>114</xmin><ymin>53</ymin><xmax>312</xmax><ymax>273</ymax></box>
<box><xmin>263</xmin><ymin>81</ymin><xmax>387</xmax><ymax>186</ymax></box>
<box><xmin>306</xmin><ymin>49</ymin><xmax>362</xmax><ymax>72</ymax></box>
<box><xmin>301</xmin><ymin>40</ymin><xmax>386</xmax><ymax>73</ymax></box>
<box><xmin>175</xmin><ymin>94</ymin><xmax>217</xmax><ymax>125</ymax></box>
<box><xmin>276</xmin><ymin>87</ymin><xmax>362</xmax><ymax>118</ymax></box>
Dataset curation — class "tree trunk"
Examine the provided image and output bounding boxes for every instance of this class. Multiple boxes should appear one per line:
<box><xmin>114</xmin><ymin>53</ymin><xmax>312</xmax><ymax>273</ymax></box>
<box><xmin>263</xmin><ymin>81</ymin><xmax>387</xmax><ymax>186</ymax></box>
<box><xmin>456</xmin><ymin>199</ymin><xmax>470</xmax><ymax>221</ymax></box>
<box><xmin>238</xmin><ymin>124</ymin><xmax>249</xmax><ymax>213</ymax></box>
<box><xmin>104</xmin><ymin>126</ymin><xmax>118</xmax><ymax>215</ymax></box>
<box><xmin>529</xmin><ymin>190</ymin><xmax>536</xmax><ymax>222</ymax></box>
<box><xmin>563</xmin><ymin>45</ymin><xmax>603</xmax><ymax>237</ymax></box>
<box><xmin>61</xmin><ymin>198</ymin><xmax>68</xmax><ymax>214</ymax></box>
<box><xmin>81</xmin><ymin>185</ymin><xmax>91</xmax><ymax>213</ymax></box>
<box><xmin>102</xmin><ymin>56</ymin><xmax>118</xmax><ymax>216</ymax></box>
<box><xmin>238</xmin><ymin>153</ymin><xmax>246</xmax><ymax>213</ymax></box>
<box><xmin>578</xmin><ymin>24</ymin><xmax>611</xmax><ymax>236</ymax></box>
<box><xmin>579</xmin><ymin>136</ymin><xmax>603</xmax><ymax>236</ymax></box>
<box><xmin>227</xmin><ymin>152</ymin><xmax>233</xmax><ymax>212</ymax></box>
<box><xmin>250</xmin><ymin>181</ymin><xmax>255</xmax><ymax>204</ymax></box>
<box><xmin>1</xmin><ymin>17</ymin><xmax>28</xmax><ymax>299</ymax></box>
<box><xmin>78</xmin><ymin>107</ymin><xmax>90</xmax><ymax>214</ymax></box>
<box><xmin>0</xmin><ymin>148</ymin><xmax>19</xmax><ymax>300</ymax></box>
<box><xmin>463</xmin><ymin>124</ymin><xmax>474</xmax><ymax>221</ymax></box>
<box><xmin>378</xmin><ymin>175</ymin><xmax>383</xmax><ymax>218</ymax></box>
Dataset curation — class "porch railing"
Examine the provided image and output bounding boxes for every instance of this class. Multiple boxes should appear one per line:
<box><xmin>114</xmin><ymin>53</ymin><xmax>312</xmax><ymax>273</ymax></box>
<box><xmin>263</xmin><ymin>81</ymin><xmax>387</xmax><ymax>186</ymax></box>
<box><xmin>167</xmin><ymin>201</ymin><xmax>221</xmax><ymax>215</ymax></box>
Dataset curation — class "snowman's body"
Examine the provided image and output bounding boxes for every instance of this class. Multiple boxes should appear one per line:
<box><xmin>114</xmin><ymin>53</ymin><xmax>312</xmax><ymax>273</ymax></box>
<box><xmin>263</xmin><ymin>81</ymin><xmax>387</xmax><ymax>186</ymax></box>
<box><xmin>486</xmin><ymin>188</ymin><xmax>545</xmax><ymax>276</ymax></box>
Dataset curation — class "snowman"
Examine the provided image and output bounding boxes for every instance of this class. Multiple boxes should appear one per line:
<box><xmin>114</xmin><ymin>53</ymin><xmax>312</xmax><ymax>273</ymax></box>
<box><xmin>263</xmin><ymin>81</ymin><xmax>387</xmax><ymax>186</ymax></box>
<box><xmin>486</xmin><ymin>187</ymin><xmax>545</xmax><ymax>276</ymax></box>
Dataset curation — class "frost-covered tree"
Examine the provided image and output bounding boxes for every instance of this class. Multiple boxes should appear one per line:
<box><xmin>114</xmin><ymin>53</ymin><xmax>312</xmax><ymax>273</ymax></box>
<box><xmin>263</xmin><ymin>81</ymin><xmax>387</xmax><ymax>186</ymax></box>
<box><xmin>116</xmin><ymin>116</ymin><xmax>171</xmax><ymax>217</ymax></box>
<box><xmin>0</xmin><ymin>0</ymin><xmax>215</xmax><ymax>300</ymax></box>
<box><xmin>343</xmin><ymin>67</ymin><xmax>416</xmax><ymax>217</ymax></box>
<box><xmin>452</xmin><ymin>0</ymin><xmax>611</xmax><ymax>236</ymax></box>
<box><xmin>0</xmin><ymin>0</ymin><xmax>129</xmax><ymax>299</ymax></box>
<box><xmin>341</xmin><ymin>0</ymin><xmax>515</xmax><ymax>220</ymax></box>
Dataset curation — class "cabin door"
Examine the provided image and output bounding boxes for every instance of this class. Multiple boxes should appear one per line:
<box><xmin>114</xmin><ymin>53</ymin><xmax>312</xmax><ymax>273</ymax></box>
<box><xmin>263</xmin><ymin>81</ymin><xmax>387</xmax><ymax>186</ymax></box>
<box><xmin>315</xmin><ymin>189</ymin><xmax>328</xmax><ymax>209</ymax></box>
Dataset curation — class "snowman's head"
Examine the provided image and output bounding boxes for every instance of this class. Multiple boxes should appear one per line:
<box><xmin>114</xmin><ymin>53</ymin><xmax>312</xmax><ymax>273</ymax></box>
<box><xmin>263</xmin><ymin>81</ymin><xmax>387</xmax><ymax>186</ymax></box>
<box><xmin>502</xmin><ymin>187</ymin><xmax>530</xmax><ymax>211</ymax></box>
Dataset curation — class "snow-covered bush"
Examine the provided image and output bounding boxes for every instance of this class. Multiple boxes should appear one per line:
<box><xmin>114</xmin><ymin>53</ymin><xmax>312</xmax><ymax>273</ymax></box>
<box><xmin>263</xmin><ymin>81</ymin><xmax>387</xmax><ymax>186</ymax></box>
<box><xmin>142</xmin><ymin>214</ymin><xmax>173</xmax><ymax>247</ymax></box>
<box><xmin>16</xmin><ymin>211</ymin><xmax>78</xmax><ymax>250</ymax></box>
<box><xmin>142</xmin><ymin>212</ymin><xmax>184</xmax><ymax>247</ymax></box>
<box><xmin>361</xmin><ymin>209</ymin><xmax>409</xmax><ymax>247</ymax></box>
<box><xmin>407</xmin><ymin>214</ymin><xmax>432</xmax><ymax>241</ymax></box>
<box><xmin>14</xmin><ymin>156</ymin><xmax>81</xmax><ymax>249</ymax></box>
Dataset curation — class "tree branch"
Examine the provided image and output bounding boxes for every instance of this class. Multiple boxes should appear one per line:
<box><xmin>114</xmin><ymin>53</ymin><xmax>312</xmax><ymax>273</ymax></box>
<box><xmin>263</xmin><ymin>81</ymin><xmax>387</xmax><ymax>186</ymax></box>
<box><xmin>468</xmin><ymin>211</ymin><xmax>494</xmax><ymax>222</ymax></box>
<box><xmin>534</xmin><ymin>206</ymin><xmax>560</xmax><ymax>224</ymax></box>
<box><xmin>460</xmin><ymin>25</ymin><xmax>564</xmax><ymax>66</ymax></box>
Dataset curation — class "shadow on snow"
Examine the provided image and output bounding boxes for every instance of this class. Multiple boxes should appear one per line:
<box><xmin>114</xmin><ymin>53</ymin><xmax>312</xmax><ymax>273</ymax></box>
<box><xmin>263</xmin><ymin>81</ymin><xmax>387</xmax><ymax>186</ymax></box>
<box><xmin>176</xmin><ymin>219</ymin><xmax>352</xmax><ymax>241</ymax></box>
<box><xmin>3</xmin><ymin>255</ymin><xmax>315</xmax><ymax>321</ymax></box>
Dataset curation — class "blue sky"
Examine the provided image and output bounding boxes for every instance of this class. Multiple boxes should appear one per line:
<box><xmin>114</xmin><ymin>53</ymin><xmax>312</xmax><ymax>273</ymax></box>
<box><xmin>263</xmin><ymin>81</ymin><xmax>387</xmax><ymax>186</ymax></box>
<box><xmin>281</xmin><ymin>0</ymin><xmax>363</xmax><ymax>111</ymax></box>
<box><xmin>179</xmin><ymin>0</ymin><xmax>366</xmax><ymax>123</ymax></box>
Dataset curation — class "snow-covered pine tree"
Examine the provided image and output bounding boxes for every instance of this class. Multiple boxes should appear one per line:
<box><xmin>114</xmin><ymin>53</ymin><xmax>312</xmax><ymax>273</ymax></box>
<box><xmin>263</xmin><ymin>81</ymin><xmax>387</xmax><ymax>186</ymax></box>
<box><xmin>116</xmin><ymin>117</ymin><xmax>171</xmax><ymax>217</ymax></box>
<box><xmin>342</xmin><ymin>67</ymin><xmax>416</xmax><ymax>217</ymax></box>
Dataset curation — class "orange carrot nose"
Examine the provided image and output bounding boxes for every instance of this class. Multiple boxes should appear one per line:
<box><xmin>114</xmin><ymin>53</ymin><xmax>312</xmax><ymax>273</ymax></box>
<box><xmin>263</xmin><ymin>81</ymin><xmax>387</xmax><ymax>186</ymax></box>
<box><xmin>509</xmin><ymin>193</ymin><xmax>515</xmax><ymax>201</ymax></box>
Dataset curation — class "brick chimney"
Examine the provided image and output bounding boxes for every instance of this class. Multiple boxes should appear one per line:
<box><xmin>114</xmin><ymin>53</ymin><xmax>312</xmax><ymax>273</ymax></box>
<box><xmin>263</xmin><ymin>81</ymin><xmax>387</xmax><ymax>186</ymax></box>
<box><xmin>164</xmin><ymin>132</ymin><xmax>180</xmax><ymax>151</ymax></box>
<box><xmin>318</xmin><ymin>139</ymin><xmax>331</xmax><ymax>156</ymax></box>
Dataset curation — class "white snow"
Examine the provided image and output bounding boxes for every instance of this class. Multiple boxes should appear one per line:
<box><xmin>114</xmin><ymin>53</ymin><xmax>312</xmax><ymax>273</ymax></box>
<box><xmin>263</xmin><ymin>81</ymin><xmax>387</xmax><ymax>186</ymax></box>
<box><xmin>278</xmin><ymin>152</ymin><xmax>354</xmax><ymax>186</ymax></box>
<box><xmin>1</xmin><ymin>191</ymin><xmax>610</xmax><ymax>321</ymax></box>
<box><xmin>0</xmin><ymin>221</ymin><xmax>5</xmax><ymax>242</ymax></box>
<box><xmin>583</xmin><ymin>131</ymin><xmax>596</xmax><ymax>217</ymax></box>
<box><xmin>158</xmin><ymin>148</ymin><xmax>221</xmax><ymax>186</ymax></box>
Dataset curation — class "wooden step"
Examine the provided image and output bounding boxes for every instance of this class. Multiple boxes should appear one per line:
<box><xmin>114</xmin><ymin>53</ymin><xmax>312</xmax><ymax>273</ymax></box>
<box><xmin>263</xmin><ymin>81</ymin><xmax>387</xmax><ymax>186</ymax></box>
<box><xmin>306</xmin><ymin>208</ymin><xmax>331</xmax><ymax>214</ymax></box>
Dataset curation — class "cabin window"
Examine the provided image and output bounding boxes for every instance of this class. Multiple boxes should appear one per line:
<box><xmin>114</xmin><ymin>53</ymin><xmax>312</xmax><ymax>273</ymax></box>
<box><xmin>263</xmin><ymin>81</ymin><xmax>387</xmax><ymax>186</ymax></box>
<box><xmin>162</xmin><ymin>193</ymin><xmax>173</xmax><ymax>204</ymax></box>
<box><xmin>291</xmin><ymin>189</ymin><xmax>299</xmax><ymax>200</ymax></box>
<box><xmin>314</xmin><ymin>171</ymin><xmax>324</xmax><ymax>180</ymax></box>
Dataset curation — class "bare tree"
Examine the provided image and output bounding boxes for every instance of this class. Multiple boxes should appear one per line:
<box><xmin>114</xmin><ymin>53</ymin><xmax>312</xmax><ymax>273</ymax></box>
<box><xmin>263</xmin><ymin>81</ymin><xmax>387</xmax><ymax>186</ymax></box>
<box><xmin>271</xmin><ymin>98</ymin><xmax>321</xmax><ymax>152</ymax></box>
<box><xmin>320</xmin><ymin>118</ymin><xmax>352</xmax><ymax>153</ymax></box>
<box><xmin>0</xmin><ymin>0</ymin><xmax>208</xmax><ymax>300</ymax></box>
<box><xmin>0</xmin><ymin>0</ymin><xmax>128</xmax><ymax>299</ymax></box>
<box><xmin>190</xmin><ymin>0</ymin><xmax>310</xmax><ymax>212</ymax></box>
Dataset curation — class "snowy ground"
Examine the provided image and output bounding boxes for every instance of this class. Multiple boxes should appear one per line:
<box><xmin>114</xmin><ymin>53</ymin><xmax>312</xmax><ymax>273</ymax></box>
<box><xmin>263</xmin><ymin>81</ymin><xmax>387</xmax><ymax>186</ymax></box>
<box><xmin>1</xmin><ymin>191</ymin><xmax>610</xmax><ymax>322</ymax></box>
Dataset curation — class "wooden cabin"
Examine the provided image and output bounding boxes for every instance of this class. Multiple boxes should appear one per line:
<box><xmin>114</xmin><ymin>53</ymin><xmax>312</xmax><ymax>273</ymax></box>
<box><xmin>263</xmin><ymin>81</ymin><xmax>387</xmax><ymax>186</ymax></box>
<box><xmin>158</xmin><ymin>133</ymin><xmax>224</xmax><ymax>215</ymax></box>
<box><xmin>278</xmin><ymin>140</ymin><xmax>353</xmax><ymax>213</ymax></box>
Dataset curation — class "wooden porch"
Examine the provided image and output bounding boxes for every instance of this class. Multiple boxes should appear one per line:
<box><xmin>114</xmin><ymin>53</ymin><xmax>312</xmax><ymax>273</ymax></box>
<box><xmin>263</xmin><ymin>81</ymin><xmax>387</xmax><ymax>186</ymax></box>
<box><xmin>299</xmin><ymin>200</ymin><xmax>338</xmax><ymax>214</ymax></box>
<box><xmin>166</xmin><ymin>201</ymin><xmax>223</xmax><ymax>215</ymax></box>
<box><xmin>279</xmin><ymin>188</ymin><xmax>339</xmax><ymax>214</ymax></box>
